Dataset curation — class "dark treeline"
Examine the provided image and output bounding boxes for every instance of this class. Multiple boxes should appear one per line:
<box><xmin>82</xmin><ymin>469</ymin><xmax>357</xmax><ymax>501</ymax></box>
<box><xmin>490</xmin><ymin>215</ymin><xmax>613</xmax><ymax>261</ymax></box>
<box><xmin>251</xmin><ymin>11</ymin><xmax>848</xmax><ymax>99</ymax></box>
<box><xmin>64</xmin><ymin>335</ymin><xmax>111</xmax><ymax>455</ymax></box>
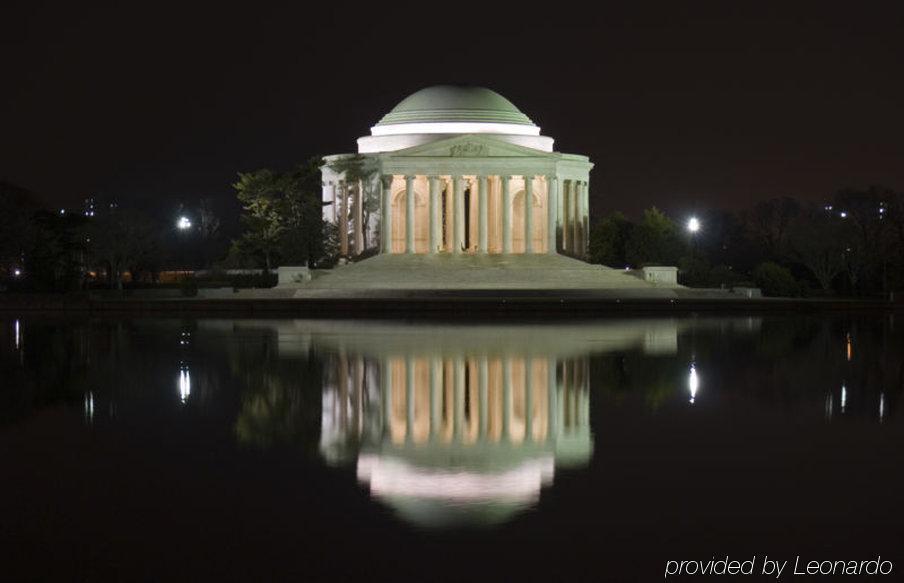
<box><xmin>1</xmin><ymin>180</ymin><xmax>233</xmax><ymax>291</ymax></box>
<box><xmin>590</xmin><ymin>186</ymin><xmax>904</xmax><ymax>297</ymax></box>
<box><xmin>4</xmin><ymin>173</ymin><xmax>903</xmax><ymax>298</ymax></box>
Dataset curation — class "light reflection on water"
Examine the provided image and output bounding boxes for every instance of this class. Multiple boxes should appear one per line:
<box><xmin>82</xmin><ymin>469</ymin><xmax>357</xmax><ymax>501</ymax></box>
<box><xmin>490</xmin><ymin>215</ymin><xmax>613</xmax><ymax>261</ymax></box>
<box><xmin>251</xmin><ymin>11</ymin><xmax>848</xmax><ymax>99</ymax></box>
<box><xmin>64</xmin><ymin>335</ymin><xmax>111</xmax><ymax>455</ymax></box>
<box><xmin>1</xmin><ymin>315</ymin><xmax>899</xmax><ymax>530</ymax></box>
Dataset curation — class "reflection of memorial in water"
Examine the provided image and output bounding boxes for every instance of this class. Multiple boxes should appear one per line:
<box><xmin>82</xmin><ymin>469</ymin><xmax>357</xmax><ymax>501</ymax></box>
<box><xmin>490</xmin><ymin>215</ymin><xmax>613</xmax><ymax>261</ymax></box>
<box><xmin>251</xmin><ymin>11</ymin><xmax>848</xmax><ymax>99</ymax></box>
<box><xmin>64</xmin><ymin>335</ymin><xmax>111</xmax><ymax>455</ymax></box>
<box><xmin>312</xmin><ymin>320</ymin><xmax>682</xmax><ymax>527</ymax></box>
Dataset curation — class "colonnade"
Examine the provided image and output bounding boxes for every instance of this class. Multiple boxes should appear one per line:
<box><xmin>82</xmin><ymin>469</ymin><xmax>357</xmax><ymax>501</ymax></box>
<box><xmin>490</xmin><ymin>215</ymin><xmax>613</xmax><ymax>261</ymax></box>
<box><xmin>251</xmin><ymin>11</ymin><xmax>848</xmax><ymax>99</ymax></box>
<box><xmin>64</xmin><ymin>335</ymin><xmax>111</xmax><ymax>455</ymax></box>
<box><xmin>378</xmin><ymin>174</ymin><xmax>589</xmax><ymax>257</ymax></box>
<box><xmin>327</xmin><ymin>179</ymin><xmax>367</xmax><ymax>258</ymax></box>
<box><xmin>321</xmin><ymin>353</ymin><xmax>590</xmax><ymax>448</ymax></box>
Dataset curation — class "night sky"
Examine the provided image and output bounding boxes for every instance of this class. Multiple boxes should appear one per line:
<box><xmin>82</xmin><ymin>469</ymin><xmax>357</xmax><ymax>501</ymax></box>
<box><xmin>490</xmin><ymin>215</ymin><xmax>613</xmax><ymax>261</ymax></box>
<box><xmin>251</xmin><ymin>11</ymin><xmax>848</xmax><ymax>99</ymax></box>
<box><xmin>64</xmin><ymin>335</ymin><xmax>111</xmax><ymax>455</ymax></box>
<box><xmin>3</xmin><ymin>1</ymin><xmax>903</xmax><ymax>219</ymax></box>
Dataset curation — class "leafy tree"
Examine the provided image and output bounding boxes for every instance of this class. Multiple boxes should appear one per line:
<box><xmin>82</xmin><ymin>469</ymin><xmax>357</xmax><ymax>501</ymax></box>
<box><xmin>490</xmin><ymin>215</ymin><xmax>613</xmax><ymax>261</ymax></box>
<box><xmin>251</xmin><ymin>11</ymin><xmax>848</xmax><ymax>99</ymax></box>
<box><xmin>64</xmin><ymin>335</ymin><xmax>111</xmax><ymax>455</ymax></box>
<box><xmin>25</xmin><ymin>211</ymin><xmax>87</xmax><ymax>291</ymax></box>
<box><xmin>0</xmin><ymin>181</ymin><xmax>40</xmax><ymax>273</ymax></box>
<box><xmin>625</xmin><ymin>207</ymin><xmax>686</xmax><ymax>267</ymax></box>
<box><xmin>232</xmin><ymin>157</ymin><xmax>332</xmax><ymax>269</ymax></box>
<box><xmin>753</xmin><ymin>261</ymin><xmax>800</xmax><ymax>297</ymax></box>
<box><xmin>589</xmin><ymin>212</ymin><xmax>633</xmax><ymax>267</ymax></box>
<box><xmin>233</xmin><ymin>169</ymin><xmax>286</xmax><ymax>270</ymax></box>
<box><xmin>742</xmin><ymin>196</ymin><xmax>801</xmax><ymax>260</ymax></box>
<box><xmin>85</xmin><ymin>208</ymin><xmax>160</xmax><ymax>290</ymax></box>
<box><xmin>788</xmin><ymin>207</ymin><xmax>845</xmax><ymax>293</ymax></box>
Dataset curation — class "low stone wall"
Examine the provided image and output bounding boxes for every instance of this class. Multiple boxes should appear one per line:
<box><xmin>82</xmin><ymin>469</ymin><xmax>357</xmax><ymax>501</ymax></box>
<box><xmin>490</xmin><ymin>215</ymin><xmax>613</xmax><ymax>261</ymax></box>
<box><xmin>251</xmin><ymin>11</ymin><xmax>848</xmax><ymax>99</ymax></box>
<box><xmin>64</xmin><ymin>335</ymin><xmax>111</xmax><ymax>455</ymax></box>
<box><xmin>641</xmin><ymin>266</ymin><xmax>678</xmax><ymax>285</ymax></box>
<box><xmin>277</xmin><ymin>266</ymin><xmax>312</xmax><ymax>286</ymax></box>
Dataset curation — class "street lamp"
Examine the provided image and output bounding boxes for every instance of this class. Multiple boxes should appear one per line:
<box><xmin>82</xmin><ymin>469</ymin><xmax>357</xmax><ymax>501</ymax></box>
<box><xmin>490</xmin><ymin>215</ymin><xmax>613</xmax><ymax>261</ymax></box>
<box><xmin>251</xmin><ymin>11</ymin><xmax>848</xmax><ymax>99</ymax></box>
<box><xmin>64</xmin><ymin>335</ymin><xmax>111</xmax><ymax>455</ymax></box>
<box><xmin>177</xmin><ymin>216</ymin><xmax>192</xmax><ymax>230</ymax></box>
<box><xmin>687</xmin><ymin>216</ymin><xmax>701</xmax><ymax>233</ymax></box>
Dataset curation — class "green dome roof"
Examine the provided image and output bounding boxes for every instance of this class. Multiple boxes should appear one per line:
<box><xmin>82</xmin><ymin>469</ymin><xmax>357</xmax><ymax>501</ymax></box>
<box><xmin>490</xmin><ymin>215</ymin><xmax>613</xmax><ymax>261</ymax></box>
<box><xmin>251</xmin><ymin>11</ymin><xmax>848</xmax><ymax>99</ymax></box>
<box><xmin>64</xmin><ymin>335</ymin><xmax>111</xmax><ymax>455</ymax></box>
<box><xmin>376</xmin><ymin>85</ymin><xmax>535</xmax><ymax>127</ymax></box>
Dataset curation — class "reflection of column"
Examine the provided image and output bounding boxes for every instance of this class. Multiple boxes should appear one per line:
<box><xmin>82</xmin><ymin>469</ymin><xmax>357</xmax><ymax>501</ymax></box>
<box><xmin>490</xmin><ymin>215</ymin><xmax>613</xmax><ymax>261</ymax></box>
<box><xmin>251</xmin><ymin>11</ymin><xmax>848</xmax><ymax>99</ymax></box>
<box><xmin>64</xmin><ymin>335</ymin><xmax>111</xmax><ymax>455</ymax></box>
<box><xmin>381</xmin><ymin>175</ymin><xmax>393</xmax><ymax>254</ymax></box>
<box><xmin>405</xmin><ymin>175</ymin><xmax>415</xmax><ymax>254</ymax></box>
<box><xmin>382</xmin><ymin>358</ymin><xmax>392</xmax><ymax>435</ymax></box>
<box><xmin>453</xmin><ymin>176</ymin><xmax>464</xmax><ymax>254</ymax></box>
<box><xmin>339</xmin><ymin>352</ymin><xmax>349</xmax><ymax>430</ymax></box>
<box><xmin>428</xmin><ymin>176</ymin><xmax>440</xmax><ymax>254</ymax></box>
<box><xmin>430</xmin><ymin>358</ymin><xmax>441</xmax><ymax>439</ymax></box>
<box><xmin>454</xmin><ymin>358</ymin><xmax>465</xmax><ymax>440</ymax></box>
<box><xmin>353</xmin><ymin>355</ymin><xmax>363</xmax><ymax>434</ymax></box>
<box><xmin>546</xmin><ymin>176</ymin><xmax>558</xmax><ymax>254</ymax></box>
<box><xmin>479</xmin><ymin>356</ymin><xmax>489</xmax><ymax>438</ymax></box>
<box><xmin>502</xmin><ymin>176</ymin><xmax>512</xmax><ymax>254</ymax></box>
<box><xmin>548</xmin><ymin>359</ymin><xmax>557</xmax><ymax>441</ymax></box>
<box><xmin>525</xmin><ymin>356</ymin><xmax>533</xmax><ymax>440</ymax></box>
<box><xmin>478</xmin><ymin>175</ymin><xmax>488</xmax><ymax>253</ymax></box>
<box><xmin>502</xmin><ymin>357</ymin><xmax>512</xmax><ymax>441</ymax></box>
<box><xmin>524</xmin><ymin>175</ymin><xmax>533</xmax><ymax>254</ymax></box>
<box><xmin>406</xmin><ymin>356</ymin><xmax>415</xmax><ymax>441</ymax></box>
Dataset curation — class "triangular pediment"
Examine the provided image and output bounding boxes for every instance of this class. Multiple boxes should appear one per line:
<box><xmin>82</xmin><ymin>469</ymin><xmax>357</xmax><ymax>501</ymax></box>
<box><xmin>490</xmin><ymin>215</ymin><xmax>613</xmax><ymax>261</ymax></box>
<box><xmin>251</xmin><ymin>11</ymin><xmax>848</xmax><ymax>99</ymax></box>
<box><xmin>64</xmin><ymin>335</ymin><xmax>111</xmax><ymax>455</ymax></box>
<box><xmin>386</xmin><ymin>134</ymin><xmax>554</xmax><ymax>159</ymax></box>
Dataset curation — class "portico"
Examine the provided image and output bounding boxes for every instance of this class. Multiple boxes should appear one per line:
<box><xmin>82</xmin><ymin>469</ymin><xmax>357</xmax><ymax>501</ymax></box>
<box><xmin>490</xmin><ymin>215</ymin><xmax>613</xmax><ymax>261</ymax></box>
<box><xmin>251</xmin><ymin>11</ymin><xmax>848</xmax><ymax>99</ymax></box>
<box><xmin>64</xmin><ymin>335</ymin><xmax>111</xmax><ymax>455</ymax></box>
<box><xmin>321</xmin><ymin>86</ymin><xmax>593</xmax><ymax>260</ymax></box>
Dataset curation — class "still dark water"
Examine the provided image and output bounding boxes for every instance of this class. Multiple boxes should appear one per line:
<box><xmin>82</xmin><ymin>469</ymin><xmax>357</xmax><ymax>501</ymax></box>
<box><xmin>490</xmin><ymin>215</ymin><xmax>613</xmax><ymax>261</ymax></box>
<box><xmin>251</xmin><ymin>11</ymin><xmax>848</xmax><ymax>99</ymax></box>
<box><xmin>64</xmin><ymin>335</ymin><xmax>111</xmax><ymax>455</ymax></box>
<box><xmin>0</xmin><ymin>315</ymin><xmax>901</xmax><ymax>582</ymax></box>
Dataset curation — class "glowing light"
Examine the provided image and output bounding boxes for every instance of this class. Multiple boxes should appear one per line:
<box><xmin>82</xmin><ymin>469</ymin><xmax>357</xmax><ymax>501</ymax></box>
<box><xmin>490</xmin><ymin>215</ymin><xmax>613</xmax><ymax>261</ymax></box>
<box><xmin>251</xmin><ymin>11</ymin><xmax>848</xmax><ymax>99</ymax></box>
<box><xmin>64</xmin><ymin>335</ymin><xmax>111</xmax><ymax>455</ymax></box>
<box><xmin>825</xmin><ymin>393</ymin><xmax>834</xmax><ymax>421</ymax></box>
<box><xmin>177</xmin><ymin>216</ymin><xmax>192</xmax><ymax>230</ymax></box>
<box><xmin>59</xmin><ymin>208</ymin><xmax>66</xmax><ymax>215</ymax></box>
<box><xmin>687</xmin><ymin>217</ymin><xmax>701</xmax><ymax>233</ymax></box>
<box><xmin>179</xmin><ymin>366</ymin><xmax>191</xmax><ymax>403</ymax></box>
<box><xmin>845</xmin><ymin>333</ymin><xmax>853</xmax><ymax>361</ymax></box>
<box><xmin>840</xmin><ymin>384</ymin><xmax>847</xmax><ymax>413</ymax></box>
<box><xmin>14</xmin><ymin>319</ymin><xmax>21</xmax><ymax>350</ymax></box>
<box><xmin>371</xmin><ymin>121</ymin><xmax>541</xmax><ymax>137</ymax></box>
<box><xmin>840</xmin><ymin>211</ymin><xmax>848</xmax><ymax>219</ymax></box>
<box><xmin>13</xmin><ymin>268</ymin><xmax>22</xmax><ymax>277</ymax></box>
<box><xmin>688</xmin><ymin>362</ymin><xmax>699</xmax><ymax>404</ymax></box>
<box><xmin>84</xmin><ymin>391</ymin><xmax>95</xmax><ymax>424</ymax></box>
<box><xmin>879</xmin><ymin>393</ymin><xmax>886</xmax><ymax>423</ymax></box>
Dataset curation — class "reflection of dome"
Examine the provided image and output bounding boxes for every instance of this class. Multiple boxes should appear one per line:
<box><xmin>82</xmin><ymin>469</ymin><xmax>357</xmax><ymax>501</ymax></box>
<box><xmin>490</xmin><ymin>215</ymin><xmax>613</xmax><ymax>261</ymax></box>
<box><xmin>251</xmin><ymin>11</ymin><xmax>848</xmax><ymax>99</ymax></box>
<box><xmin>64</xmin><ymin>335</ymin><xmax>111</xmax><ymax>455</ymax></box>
<box><xmin>376</xmin><ymin>86</ymin><xmax>535</xmax><ymax>128</ymax></box>
<box><xmin>357</xmin><ymin>454</ymin><xmax>554</xmax><ymax>528</ymax></box>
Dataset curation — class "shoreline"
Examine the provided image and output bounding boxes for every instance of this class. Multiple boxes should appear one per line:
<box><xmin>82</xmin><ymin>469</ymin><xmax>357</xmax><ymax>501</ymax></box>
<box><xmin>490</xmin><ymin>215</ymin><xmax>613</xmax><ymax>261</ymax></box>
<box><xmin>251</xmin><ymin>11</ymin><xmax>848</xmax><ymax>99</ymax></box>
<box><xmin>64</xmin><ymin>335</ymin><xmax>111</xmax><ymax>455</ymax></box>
<box><xmin>0</xmin><ymin>293</ymin><xmax>900</xmax><ymax>319</ymax></box>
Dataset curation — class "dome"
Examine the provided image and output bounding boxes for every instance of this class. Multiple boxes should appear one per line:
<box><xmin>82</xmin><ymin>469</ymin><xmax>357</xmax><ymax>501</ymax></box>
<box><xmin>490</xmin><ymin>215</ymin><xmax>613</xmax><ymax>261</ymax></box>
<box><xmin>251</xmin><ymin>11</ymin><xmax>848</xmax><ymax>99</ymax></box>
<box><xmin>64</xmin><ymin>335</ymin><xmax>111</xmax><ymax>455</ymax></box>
<box><xmin>357</xmin><ymin>85</ymin><xmax>553</xmax><ymax>153</ymax></box>
<box><xmin>376</xmin><ymin>86</ymin><xmax>534</xmax><ymax>127</ymax></box>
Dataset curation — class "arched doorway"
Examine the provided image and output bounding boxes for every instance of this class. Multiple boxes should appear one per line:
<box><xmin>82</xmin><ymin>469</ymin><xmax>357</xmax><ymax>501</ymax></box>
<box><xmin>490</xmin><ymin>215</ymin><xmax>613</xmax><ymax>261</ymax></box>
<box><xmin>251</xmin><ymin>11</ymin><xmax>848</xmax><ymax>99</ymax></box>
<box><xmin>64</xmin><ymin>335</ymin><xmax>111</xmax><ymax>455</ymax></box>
<box><xmin>391</xmin><ymin>188</ymin><xmax>430</xmax><ymax>253</ymax></box>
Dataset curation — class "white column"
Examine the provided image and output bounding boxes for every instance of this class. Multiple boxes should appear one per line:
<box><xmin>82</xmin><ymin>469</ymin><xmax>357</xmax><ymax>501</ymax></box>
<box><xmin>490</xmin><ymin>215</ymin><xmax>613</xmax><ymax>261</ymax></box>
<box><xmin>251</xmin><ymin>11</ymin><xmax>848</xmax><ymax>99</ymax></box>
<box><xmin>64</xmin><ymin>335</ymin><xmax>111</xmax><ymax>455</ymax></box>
<box><xmin>405</xmin><ymin>175</ymin><xmax>415</xmax><ymax>254</ymax></box>
<box><xmin>556</xmin><ymin>175</ymin><xmax>565</xmax><ymax>250</ymax></box>
<box><xmin>381</xmin><ymin>175</ymin><xmax>393</xmax><ymax>254</ymax></box>
<box><xmin>582</xmin><ymin>180</ymin><xmax>590</xmax><ymax>258</ymax></box>
<box><xmin>453</xmin><ymin>176</ymin><xmax>464</xmax><ymax>254</ymax></box>
<box><xmin>502</xmin><ymin>175</ymin><xmax>512</xmax><ymax>254</ymax></box>
<box><xmin>524</xmin><ymin>175</ymin><xmax>534</xmax><ymax>254</ymax></box>
<box><xmin>572</xmin><ymin>180</ymin><xmax>581</xmax><ymax>257</ymax></box>
<box><xmin>478</xmin><ymin>175</ymin><xmax>488</xmax><ymax>253</ymax></box>
<box><xmin>331</xmin><ymin>182</ymin><xmax>338</xmax><ymax>223</ymax></box>
<box><xmin>355</xmin><ymin>179</ymin><xmax>364</xmax><ymax>255</ymax></box>
<box><xmin>445</xmin><ymin>178</ymin><xmax>453</xmax><ymax>251</ymax></box>
<box><xmin>428</xmin><ymin>176</ymin><xmax>440</xmax><ymax>254</ymax></box>
<box><xmin>546</xmin><ymin>175</ymin><xmax>558</xmax><ymax>255</ymax></box>
<box><xmin>339</xmin><ymin>180</ymin><xmax>349</xmax><ymax>257</ymax></box>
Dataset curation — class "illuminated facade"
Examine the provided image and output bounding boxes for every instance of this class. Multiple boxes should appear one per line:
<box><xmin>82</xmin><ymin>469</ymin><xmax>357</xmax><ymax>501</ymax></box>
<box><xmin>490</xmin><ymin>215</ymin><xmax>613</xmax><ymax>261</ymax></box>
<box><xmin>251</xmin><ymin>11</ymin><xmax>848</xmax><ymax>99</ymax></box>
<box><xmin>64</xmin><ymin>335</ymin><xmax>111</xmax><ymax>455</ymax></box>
<box><xmin>321</xmin><ymin>86</ymin><xmax>594</xmax><ymax>259</ymax></box>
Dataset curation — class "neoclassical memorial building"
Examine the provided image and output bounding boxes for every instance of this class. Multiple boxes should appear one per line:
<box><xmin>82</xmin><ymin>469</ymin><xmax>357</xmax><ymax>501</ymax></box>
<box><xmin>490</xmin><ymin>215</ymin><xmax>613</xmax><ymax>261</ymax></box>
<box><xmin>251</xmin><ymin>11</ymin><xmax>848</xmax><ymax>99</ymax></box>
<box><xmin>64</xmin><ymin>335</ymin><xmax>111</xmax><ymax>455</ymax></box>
<box><xmin>321</xmin><ymin>85</ymin><xmax>593</xmax><ymax>258</ymax></box>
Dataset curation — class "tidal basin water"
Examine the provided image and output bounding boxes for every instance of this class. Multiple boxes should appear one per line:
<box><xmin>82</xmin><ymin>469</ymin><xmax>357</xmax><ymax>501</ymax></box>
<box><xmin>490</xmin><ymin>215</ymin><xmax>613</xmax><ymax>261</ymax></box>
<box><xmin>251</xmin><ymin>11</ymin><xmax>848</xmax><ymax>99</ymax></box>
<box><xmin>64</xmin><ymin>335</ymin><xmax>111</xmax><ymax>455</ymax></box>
<box><xmin>0</xmin><ymin>315</ymin><xmax>901</xmax><ymax>581</ymax></box>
